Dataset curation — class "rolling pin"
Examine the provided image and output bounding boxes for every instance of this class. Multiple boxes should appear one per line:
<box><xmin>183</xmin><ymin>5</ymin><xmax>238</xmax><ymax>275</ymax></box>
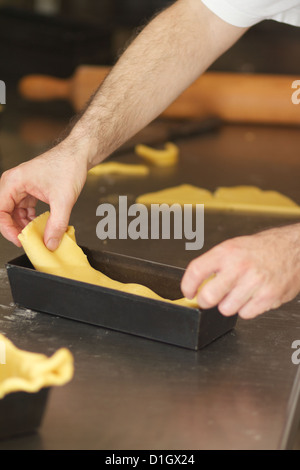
<box><xmin>18</xmin><ymin>65</ymin><xmax>300</xmax><ymax>125</ymax></box>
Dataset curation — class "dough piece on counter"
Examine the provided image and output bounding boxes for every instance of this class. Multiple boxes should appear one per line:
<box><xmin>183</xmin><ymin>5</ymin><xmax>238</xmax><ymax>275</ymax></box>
<box><xmin>135</xmin><ymin>142</ymin><xmax>179</xmax><ymax>167</ymax></box>
<box><xmin>18</xmin><ymin>212</ymin><xmax>198</xmax><ymax>309</ymax></box>
<box><xmin>88</xmin><ymin>162</ymin><xmax>149</xmax><ymax>176</ymax></box>
<box><xmin>0</xmin><ymin>333</ymin><xmax>73</xmax><ymax>399</ymax></box>
<box><xmin>136</xmin><ymin>184</ymin><xmax>300</xmax><ymax>215</ymax></box>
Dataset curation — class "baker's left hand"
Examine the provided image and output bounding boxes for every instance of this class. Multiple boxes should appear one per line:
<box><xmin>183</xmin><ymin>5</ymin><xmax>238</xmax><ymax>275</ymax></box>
<box><xmin>181</xmin><ymin>224</ymin><xmax>300</xmax><ymax>319</ymax></box>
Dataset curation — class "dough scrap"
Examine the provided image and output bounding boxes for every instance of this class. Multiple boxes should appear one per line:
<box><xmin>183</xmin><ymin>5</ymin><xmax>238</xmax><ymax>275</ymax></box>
<box><xmin>136</xmin><ymin>184</ymin><xmax>300</xmax><ymax>215</ymax></box>
<box><xmin>0</xmin><ymin>333</ymin><xmax>73</xmax><ymax>399</ymax></box>
<box><xmin>135</xmin><ymin>142</ymin><xmax>179</xmax><ymax>167</ymax></box>
<box><xmin>18</xmin><ymin>212</ymin><xmax>198</xmax><ymax>309</ymax></box>
<box><xmin>88</xmin><ymin>162</ymin><xmax>149</xmax><ymax>176</ymax></box>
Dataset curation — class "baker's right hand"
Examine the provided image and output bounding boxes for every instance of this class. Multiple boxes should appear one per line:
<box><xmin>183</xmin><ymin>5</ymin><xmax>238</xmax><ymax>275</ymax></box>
<box><xmin>0</xmin><ymin>138</ymin><xmax>88</xmax><ymax>251</ymax></box>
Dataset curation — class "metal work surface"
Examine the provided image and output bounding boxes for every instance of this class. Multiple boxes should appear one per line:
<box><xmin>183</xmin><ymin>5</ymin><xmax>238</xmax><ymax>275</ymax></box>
<box><xmin>0</xmin><ymin>100</ymin><xmax>300</xmax><ymax>449</ymax></box>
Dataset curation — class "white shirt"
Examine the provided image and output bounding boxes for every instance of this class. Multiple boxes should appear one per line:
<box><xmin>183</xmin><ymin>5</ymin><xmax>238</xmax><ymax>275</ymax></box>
<box><xmin>201</xmin><ymin>0</ymin><xmax>300</xmax><ymax>27</ymax></box>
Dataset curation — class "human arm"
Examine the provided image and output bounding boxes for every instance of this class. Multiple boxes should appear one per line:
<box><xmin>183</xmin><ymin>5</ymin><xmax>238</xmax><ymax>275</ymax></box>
<box><xmin>0</xmin><ymin>0</ymin><xmax>247</xmax><ymax>250</ymax></box>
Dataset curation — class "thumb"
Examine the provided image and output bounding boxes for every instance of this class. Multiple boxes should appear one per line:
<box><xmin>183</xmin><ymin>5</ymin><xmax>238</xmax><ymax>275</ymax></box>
<box><xmin>44</xmin><ymin>200</ymin><xmax>72</xmax><ymax>251</ymax></box>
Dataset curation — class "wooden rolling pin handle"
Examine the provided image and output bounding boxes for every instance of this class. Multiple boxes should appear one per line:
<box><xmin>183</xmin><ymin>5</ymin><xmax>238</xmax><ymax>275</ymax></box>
<box><xmin>18</xmin><ymin>75</ymin><xmax>71</xmax><ymax>101</ymax></box>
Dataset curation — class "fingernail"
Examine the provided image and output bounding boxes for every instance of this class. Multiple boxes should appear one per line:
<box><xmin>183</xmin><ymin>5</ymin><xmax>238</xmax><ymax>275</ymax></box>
<box><xmin>46</xmin><ymin>238</ymin><xmax>59</xmax><ymax>251</ymax></box>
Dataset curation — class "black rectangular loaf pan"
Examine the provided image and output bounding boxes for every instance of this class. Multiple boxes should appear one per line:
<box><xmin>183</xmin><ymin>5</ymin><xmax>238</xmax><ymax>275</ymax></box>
<box><xmin>6</xmin><ymin>249</ymin><xmax>237</xmax><ymax>350</ymax></box>
<box><xmin>0</xmin><ymin>387</ymin><xmax>49</xmax><ymax>441</ymax></box>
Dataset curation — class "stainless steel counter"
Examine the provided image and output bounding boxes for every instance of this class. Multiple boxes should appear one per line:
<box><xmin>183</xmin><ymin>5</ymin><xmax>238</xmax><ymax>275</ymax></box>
<box><xmin>0</xmin><ymin>100</ymin><xmax>300</xmax><ymax>449</ymax></box>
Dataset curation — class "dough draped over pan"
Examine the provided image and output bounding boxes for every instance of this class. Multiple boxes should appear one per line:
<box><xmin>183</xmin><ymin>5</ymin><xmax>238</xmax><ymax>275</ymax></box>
<box><xmin>18</xmin><ymin>212</ymin><xmax>199</xmax><ymax>309</ymax></box>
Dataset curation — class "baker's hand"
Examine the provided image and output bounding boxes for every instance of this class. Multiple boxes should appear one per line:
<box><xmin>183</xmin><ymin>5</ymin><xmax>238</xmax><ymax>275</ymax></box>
<box><xmin>181</xmin><ymin>224</ymin><xmax>300</xmax><ymax>319</ymax></box>
<box><xmin>0</xmin><ymin>138</ymin><xmax>88</xmax><ymax>251</ymax></box>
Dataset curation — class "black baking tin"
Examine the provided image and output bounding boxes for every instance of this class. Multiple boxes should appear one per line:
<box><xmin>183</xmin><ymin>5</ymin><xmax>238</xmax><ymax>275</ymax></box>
<box><xmin>0</xmin><ymin>387</ymin><xmax>49</xmax><ymax>440</ymax></box>
<box><xmin>6</xmin><ymin>248</ymin><xmax>237</xmax><ymax>350</ymax></box>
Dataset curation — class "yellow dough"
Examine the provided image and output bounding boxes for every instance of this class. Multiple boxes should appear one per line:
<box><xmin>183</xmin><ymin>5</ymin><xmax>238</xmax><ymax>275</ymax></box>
<box><xmin>135</xmin><ymin>142</ymin><xmax>179</xmax><ymax>167</ymax></box>
<box><xmin>0</xmin><ymin>333</ymin><xmax>73</xmax><ymax>399</ymax></box>
<box><xmin>88</xmin><ymin>162</ymin><xmax>149</xmax><ymax>176</ymax></box>
<box><xmin>18</xmin><ymin>212</ymin><xmax>198</xmax><ymax>309</ymax></box>
<box><xmin>136</xmin><ymin>184</ymin><xmax>300</xmax><ymax>215</ymax></box>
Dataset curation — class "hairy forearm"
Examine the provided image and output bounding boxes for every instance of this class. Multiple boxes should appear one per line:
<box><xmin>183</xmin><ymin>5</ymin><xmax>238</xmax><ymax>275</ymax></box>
<box><xmin>68</xmin><ymin>0</ymin><xmax>247</xmax><ymax>168</ymax></box>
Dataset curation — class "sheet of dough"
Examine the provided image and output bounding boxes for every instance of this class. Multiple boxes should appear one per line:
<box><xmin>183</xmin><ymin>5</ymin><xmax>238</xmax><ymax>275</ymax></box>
<box><xmin>135</xmin><ymin>142</ymin><xmax>179</xmax><ymax>167</ymax></box>
<box><xmin>88</xmin><ymin>162</ymin><xmax>149</xmax><ymax>176</ymax></box>
<box><xmin>18</xmin><ymin>212</ymin><xmax>198</xmax><ymax>309</ymax></box>
<box><xmin>136</xmin><ymin>184</ymin><xmax>300</xmax><ymax>215</ymax></box>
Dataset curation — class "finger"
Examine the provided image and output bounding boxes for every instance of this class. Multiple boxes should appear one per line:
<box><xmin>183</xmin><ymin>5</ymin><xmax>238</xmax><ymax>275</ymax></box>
<box><xmin>196</xmin><ymin>271</ymin><xmax>238</xmax><ymax>310</ymax></box>
<box><xmin>13</xmin><ymin>207</ymin><xmax>28</xmax><ymax>230</ymax></box>
<box><xmin>18</xmin><ymin>196</ymin><xmax>37</xmax><ymax>224</ymax></box>
<box><xmin>238</xmin><ymin>296</ymin><xmax>274</xmax><ymax>319</ymax></box>
<box><xmin>7</xmin><ymin>195</ymin><xmax>37</xmax><ymax>237</ymax></box>
<box><xmin>0</xmin><ymin>172</ymin><xmax>33</xmax><ymax>244</ymax></box>
<box><xmin>26</xmin><ymin>206</ymin><xmax>36</xmax><ymax>220</ymax></box>
<box><xmin>0</xmin><ymin>210</ymin><xmax>22</xmax><ymax>246</ymax></box>
<box><xmin>44</xmin><ymin>197</ymin><xmax>73</xmax><ymax>251</ymax></box>
<box><xmin>236</xmin><ymin>287</ymin><xmax>279</xmax><ymax>319</ymax></box>
<box><xmin>0</xmin><ymin>180</ymin><xmax>23</xmax><ymax>245</ymax></box>
<box><xmin>217</xmin><ymin>276</ymin><xmax>260</xmax><ymax>316</ymax></box>
<box><xmin>181</xmin><ymin>248</ymin><xmax>222</xmax><ymax>299</ymax></box>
